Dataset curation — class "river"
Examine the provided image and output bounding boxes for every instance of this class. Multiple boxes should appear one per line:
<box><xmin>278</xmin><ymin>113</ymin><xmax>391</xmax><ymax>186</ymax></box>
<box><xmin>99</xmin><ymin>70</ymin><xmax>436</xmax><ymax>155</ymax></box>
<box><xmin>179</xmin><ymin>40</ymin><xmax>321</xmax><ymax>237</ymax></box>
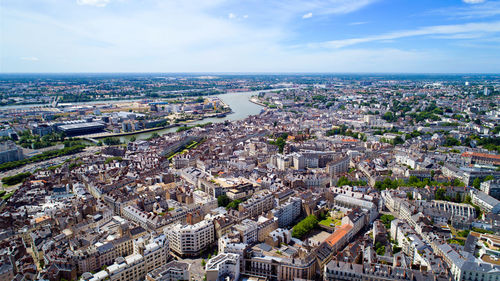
<box><xmin>116</xmin><ymin>90</ymin><xmax>265</xmax><ymax>142</ymax></box>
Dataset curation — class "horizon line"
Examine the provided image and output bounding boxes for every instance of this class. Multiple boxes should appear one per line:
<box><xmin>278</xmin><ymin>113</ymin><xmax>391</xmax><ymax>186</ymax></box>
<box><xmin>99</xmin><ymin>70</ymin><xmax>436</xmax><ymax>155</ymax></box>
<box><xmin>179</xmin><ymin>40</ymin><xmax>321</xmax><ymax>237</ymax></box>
<box><xmin>1</xmin><ymin>72</ymin><xmax>500</xmax><ymax>75</ymax></box>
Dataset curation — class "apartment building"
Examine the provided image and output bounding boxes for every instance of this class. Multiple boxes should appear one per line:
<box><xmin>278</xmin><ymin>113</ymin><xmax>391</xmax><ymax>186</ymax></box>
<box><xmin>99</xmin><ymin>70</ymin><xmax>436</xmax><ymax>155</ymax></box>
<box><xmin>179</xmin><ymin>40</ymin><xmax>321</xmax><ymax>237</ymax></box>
<box><xmin>81</xmin><ymin>235</ymin><xmax>170</xmax><ymax>281</ymax></box>
<box><xmin>327</xmin><ymin>155</ymin><xmax>349</xmax><ymax>177</ymax></box>
<box><xmin>242</xmin><ymin>252</ymin><xmax>317</xmax><ymax>281</ymax></box>
<box><xmin>438</xmin><ymin>244</ymin><xmax>500</xmax><ymax>281</ymax></box>
<box><xmin>470</xmin><ymin>189</ymin><xmax>500</xmax><ymax>214</ymax></box>
<box><xmin>271</xmin><ymin>197</ymin><xmax>302</xmax><ymax>228</ymax></box>
<box><xmin>121</xmin><ymin>205</ymin><xmax>165</xmax><ymax>231</ymax></box>
<box><xmin>481</xmin><ymin>179</ymin><xmax>500</xmax><ymax>200</ymax></box>
<box><xmin>74</xmin><ymin>235</ymin><xmax>134</xmax><ymax>274</ymax></box>
<box><xmin>165</xmin><ymin>220</ymin><xmax>215</xmax><ymax>257</ymax></box>
<box><xmin>239</xmin><ymin>191</ymin><xmax>275</xmax><ymax>218</ymax></box>
<box><xmin>324</xmin><ymin>260</ymin><xmax>449</xmax><ymax>281</ymax></box>
<box><xmin>233</xmin><ymin>219</ymin><xmax>258</xmax><ymax>244</ymax></box>
<box><xmin>206</xmin><ymin>253</ymin><xmax>240</xmax><ymax>281</ymax></box>
<box><xmin>257</xmin><ymin>216</ymin><xmax>278</xmax><ymax>242</ymax></box>
<box><xmin>146</xmin><ymin>261</ymin><xmax>190</xmax><ymax>281</ymax></box>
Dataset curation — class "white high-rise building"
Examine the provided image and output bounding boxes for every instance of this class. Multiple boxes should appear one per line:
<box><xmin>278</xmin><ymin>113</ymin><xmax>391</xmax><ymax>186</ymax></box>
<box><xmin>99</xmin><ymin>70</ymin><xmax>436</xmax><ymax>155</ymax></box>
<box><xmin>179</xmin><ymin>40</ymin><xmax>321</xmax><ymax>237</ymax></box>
<box><xmin>271</xmin><ymin>197</ymin><xmax>302</xmax><ymax>228</ymax></box>
<box><xmin>206</xmin><ymin>253</ymin><xmax>240</xmax><ymax>281</ymax></box>
<box><xmin>165</xmin><ymin>220</ymin><xmax>215</xmax><ymax>257</ymax></box>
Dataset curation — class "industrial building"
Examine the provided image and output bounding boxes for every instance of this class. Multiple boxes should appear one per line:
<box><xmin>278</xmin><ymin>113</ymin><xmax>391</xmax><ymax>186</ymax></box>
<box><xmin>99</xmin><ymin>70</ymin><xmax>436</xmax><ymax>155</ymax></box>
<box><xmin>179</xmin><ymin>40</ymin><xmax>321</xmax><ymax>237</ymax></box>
<box><xmin>57</xmin><ymin>122</ymin><xmax>105</xmax><ymax>136</ymax></box>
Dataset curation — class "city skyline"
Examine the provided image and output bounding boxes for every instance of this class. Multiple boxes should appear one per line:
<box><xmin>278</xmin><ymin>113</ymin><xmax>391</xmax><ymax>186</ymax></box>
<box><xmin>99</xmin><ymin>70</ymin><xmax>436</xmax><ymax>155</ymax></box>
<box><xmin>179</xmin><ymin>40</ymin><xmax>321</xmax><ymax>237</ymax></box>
<box><xmin>3</xmin><ymin>0</ymin><xmax>500</xmax><ymax>73</ymax></box>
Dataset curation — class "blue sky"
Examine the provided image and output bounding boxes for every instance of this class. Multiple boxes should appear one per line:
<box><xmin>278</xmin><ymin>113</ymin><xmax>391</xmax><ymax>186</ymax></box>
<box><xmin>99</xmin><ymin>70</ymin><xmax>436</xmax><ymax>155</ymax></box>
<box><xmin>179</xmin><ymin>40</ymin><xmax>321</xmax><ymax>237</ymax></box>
<box><xmin>2</xmin><ymin>0</ymin><xmax>500</xmax><ymax>73</ymax></box>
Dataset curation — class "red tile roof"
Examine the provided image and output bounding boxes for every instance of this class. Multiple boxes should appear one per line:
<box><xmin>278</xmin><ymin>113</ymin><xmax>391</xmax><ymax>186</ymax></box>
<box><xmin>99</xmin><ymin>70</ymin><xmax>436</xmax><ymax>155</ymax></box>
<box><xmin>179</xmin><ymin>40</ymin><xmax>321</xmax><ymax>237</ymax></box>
<box><xmin>325</xmin><ymin>224</ymin><xmax>353</xmax><ymax>247</ymax></box>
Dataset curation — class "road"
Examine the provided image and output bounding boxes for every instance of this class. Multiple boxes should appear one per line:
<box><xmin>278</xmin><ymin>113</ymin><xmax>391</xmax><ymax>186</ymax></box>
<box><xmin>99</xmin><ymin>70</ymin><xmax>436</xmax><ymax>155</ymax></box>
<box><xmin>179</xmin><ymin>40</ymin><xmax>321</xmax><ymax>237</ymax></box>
<box><xmin>0</xmin><ymin>146</ymin><xmax>100</xmax><ymax>179</ymax></box>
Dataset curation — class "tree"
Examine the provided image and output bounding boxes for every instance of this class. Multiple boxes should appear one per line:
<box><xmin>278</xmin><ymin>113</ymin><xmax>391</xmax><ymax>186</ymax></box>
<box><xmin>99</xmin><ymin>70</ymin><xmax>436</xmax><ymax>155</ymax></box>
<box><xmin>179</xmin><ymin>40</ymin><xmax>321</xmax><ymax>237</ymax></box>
<box><xmin>337</xmin><ymin>176</ymin><xmax>350</xmax><ymax>187</ymax></box>
<box><xmin>409</xmin><ymin>176</ymin><xmax>419</xmax><ymax>184</ymax></box>
<box><xmin>226</xmin><ymin>199</ymin><xmax>242</xmax><ymax>210</ymax></box>
<box><xmin>375</xmin><ymin>242</ymin><xmax>385</xmax><ymax>255</ymax></box>
<box><xmin>292</xmin><ymin>215</ymin><xmax>318</xmax><ymax>239</ymax></box>
<box><xmin>103</xmin><ymin>137</ymin><xmax>121</xmax><ymax>146</ymax></box>
<box><xmin>407</xmin><ymin>192</ymin><xmax>413</xmax><ymax>200</ymax></box>
<box><xmin>269</xmin><ymin>137</ymin><xmax>286</xmax><ymax>153</ymax></box>
<box><xmin>484</xmin><ymin>175</ymin><xmax>494</xmax><ymax>182</ymax></box>
<box><xmin>382</xmin><ymin>111</ymin><xmax>396</xmax><ymax>122</ymax></box>
<box><xmin>129</xmin><ymin>136</ymin><xmax>136</xmax><ymax>142</ymax></box>
<box><xmin>2</xmin><ymin>172</ymin><xmax>32</xmax><ymax>186</ymax></box>
<box><xmin>217</xmin><ymin>194</ymin><xmax>231</xmax><ymax>207</ymax></box>
<box><xmin>393</xmin><ymin>136</ymin><xmax>404</xmax><ymax>145</ymax></box>
<box><xmin>473</xmin><ymin>178</ymin><xmax>481</xmax><ymax>189</ymax></box>
<box><xmin>444</xmin><ymin>137</ymin><xmax>460</xmax><ymax>147</ymax></box>
<box><xmin>380</xmin><ymin>214</ymin><xmax>394</xmax><ymax>228</ymax></box>
<box><xmin>435</xmin><ymin>188</ymin><xmax>446</xmax><ymax>200</ymax></box>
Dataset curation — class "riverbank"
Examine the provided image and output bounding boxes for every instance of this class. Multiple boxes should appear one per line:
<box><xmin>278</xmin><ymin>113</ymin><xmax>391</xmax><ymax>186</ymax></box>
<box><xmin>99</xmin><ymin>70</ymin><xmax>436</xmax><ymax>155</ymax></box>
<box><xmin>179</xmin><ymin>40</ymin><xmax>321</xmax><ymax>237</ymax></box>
<box><xmin>82</xmin><ymin>90</ymin><xmax>269</xmax><ymax>143</ymax></box>
<box><xmin>249</xmin><ymin>97</ymin><xmax>267</xmax><ymax>107</ymax></box>
<box><xmin>80</xmin><ymin>110</ymin><xmax>231</xmax><ymax>140</ymax></box>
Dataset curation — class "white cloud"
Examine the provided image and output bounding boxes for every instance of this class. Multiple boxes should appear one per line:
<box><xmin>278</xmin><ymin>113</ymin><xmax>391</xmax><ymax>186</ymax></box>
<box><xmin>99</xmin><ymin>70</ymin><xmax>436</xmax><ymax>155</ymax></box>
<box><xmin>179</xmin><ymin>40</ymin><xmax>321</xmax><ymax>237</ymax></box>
<box><xmin>20</xmin><ymin>56</ymin><xmax>39</xmax><ymax>61</ymax></box>
<box><xmin>312</xmin><ymin>21</ymin><xmax>500</xmax><ymax>48</ymax></box>
<box><xmin>76</xmin><ymin>0</ymin><xmax>110</xmax><ymax>7</ymax></box>
<box><xmin>447</xmin><ymin>1</ymin><xmax>500</xmax><ymax>19</ymax></box>
<box><xmin>463</xmin><ymin>0</ymin><xmax>486</xmax><ymax>4</ymax></box>
<box><xmin>349</xmin><ymin>21</ymin><xmax>368</xmax><ymax>25</ymax></box>
<box><xmin>228</xmin><ymin>13</ymin><xmax>249</xmax><ymax>20</ymax></box>
<box><xmin>302</xmin><ymin>12</ymin><xmax>313</xmax><ymax>19</ymax></box>
<box><xmin>315</xmin><ymin>0</ymin><xmax>378</xmax><ymax>15</ymax></box>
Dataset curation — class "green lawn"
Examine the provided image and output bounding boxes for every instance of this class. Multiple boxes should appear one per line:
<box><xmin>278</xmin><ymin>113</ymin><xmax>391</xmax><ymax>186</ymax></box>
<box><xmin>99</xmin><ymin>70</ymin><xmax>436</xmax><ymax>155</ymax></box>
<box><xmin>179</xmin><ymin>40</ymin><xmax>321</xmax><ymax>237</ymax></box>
<box><xmin>319</xmin><ymin>217</ymin><xmax>341</xmax><ymax>227</ymax></box>
<box><xmin>1</xmin><ymin>192</ymin><xmax>14</xmax><ymax>201</ymax></box>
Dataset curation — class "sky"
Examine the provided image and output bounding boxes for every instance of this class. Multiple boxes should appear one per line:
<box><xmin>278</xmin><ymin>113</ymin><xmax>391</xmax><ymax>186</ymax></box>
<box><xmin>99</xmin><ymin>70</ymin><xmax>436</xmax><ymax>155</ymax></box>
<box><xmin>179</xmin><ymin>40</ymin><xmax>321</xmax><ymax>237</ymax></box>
<box><xmin>2</xmin><ymin>0</ymin><xmax>500</xmax><ymax>73</ymax></box>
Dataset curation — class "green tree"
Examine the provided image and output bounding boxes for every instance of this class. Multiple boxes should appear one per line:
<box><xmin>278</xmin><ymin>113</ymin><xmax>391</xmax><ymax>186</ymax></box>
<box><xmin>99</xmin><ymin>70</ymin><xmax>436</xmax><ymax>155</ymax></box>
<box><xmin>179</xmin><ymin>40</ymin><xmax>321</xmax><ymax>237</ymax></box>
<box><xmin>269</xmin><ymin>137</ymin><xmax>287</xmax><ymax>153</ymax></box>
<box><xmin>226</xmin><ymin>199</ymin><xmax>242</xmax><ymax>210</ymax></box>
<box><xmin>393</xmin><ymin>136</ymin><xmax>404</xmax><ymax>145</ymax></box>
<box><xmin>103</xmin><ymin>137</ymin><xmax>121</xmax><ymax>145</ymax></box>
<box><xmin>147</xmin><ymin>132</ymin><xmax>160</xmax><ymax>140</ymax></box>
<box><xmin>409</xmin><ymin>176</ymin><xmax>419</xmax><ymax>184</ymax></box>
<box><xmin>380</xmin><ymin>214</ymin><xmax>394</xmax><ymax>228</ymax></box>
<box><xmin>217</xmin><ymin>194</ymin><xmax>231</xmax><ymax>207</ymax></box>
<box><xmin>292</xmin><ymin>215</ymin><xmax>318</xmax><ymax>239</ymax></box>
<box><xmin>407</xmin><ymin>192</ymin><xmax>414</xmax><ymax>200</ymax></box>
<box><xmin>484</xmin><ymin>175</ymin><xmax>494</xmax><ymax>182</ymax></box>
<box><xmin>473</xmin><ymin>178</ymin><xmax>481</xmax><ymax>189</ymax></box>
<box><xmin>382</xmin><ymin>111</ymin><xmax>396</xmax><ymax>122</ymax></box>
<box><xmin>435</xmin><ymin>188</ymin><xmax>446</xmax><ymax>200</ymax></box>
<box><xmin>2</xmin><ymin>172</ymin><xmax>32</xmax><ymax>186</ymax></box>
<box><xmin>444</xmin><ymin>137</ymin><xmax>460</xmax><ymax>147</ymax></box>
